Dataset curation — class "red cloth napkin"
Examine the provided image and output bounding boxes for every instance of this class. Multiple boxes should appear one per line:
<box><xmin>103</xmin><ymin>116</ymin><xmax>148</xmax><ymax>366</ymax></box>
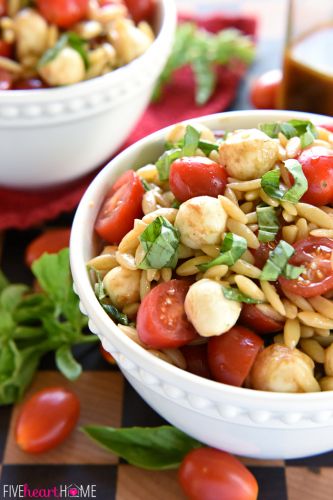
<box><xmin>0</xmin><ymin>14</ymin><xmax>256</xmax><ymax>230</ymax></box>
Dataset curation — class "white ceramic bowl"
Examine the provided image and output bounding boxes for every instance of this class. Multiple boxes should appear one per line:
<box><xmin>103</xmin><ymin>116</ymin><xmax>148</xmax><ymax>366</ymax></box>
<box><xmin>0</xmin><ymin>0</ymin><xmax>176</xmax><ymax>188</ymax></box>
<box><xmin>71</xmin><ymin>110</ymin><xmax>333</xmax><ymax>460</ymax></box>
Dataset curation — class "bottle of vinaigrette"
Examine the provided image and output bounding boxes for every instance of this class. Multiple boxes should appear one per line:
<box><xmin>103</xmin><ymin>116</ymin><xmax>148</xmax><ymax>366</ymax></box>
<box><xmin>279</xmin><ymin>0</ymin><xmax>333</xmax><ymax>115</ymax></box>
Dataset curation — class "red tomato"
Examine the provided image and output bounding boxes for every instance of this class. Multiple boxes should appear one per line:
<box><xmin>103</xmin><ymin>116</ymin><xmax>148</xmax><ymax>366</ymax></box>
<box><xmin>0</xmin><ymin>0</ymin><xmax>6</xmax><ymax>15</ymax></box>
<box><xmin>0</xmin><ymin>69</ymin><xmax>13</xmax><ymax>90</ymax></box>
<box><xmin>179</xmin><ymin>447</ymin><xmax>258</xmax><ymax>500</ymax></box>
<box><xmin>95</xmin><ymin>171</ymin><xmax>144</xmax><ymax>244</ymax></box>
<box><xmin>0</xmin><ymin>40</ymin><xmax>12</xmax><ymax>58</ymax></box>
<box><xmin>109</xmin><ymin>169</ymin><xmax>136</xmax><ymax>195</ymax></box>
<box><xmin>250</xmin><ymin>69</ymin><xmax>282</xmax><ymax>109</ymax></box>
<box><xmin>137</xmin><ymin>280</ymin><xmax>198</xmax><ymax>349</ymax></box>
<box><xmin>240</xmin><ymin>304</ymin><xmax>284</xmax><ymax>334</ymax></box>
<box><xmin>37</xmin><ymin>0</ymin><xmax>88</xmax><ymax>28</ymax></box>
<box><xmin>253</xmin><ymin>240</ymin><xmax>278</xmax><ymax>269</ymax></box>
<box><xmin>99</xmin><ymin>344</ymin><xmax>117</xmax><ymax>365</ymax></box>
<box><xmin>279</xmin><ymin>237</ymin><xmax>333</xmax><ymax>298</ymax></box>
<box><xmin>181</xmin><ymin>344</ymin><xmax>211</xmax><ymax>379</ymax></box>
<box><xmin>15</xmin><ymin>387</ymin><xmax>80</xmax><ymax>453</ymax></box>
<box><xmin>208</xmin><ymin>326</ymin><xmax>263</xmax><ymax>387</ymax></box>
<box><xmin>124</xmin><ymin>0</ymin><xmax>156</xmax><ymax>23</ymax></box>
<box><xmin>321</xmin><ymin>124</ymin><xmax>333</xmax><ymax>133</ymax></box>
<box><xmin>297</xmin><ymin>147</ymin><xmax>333</xmax><ymax>206</ymax></box>
<box><xmin>13</xmin><ymin>78</ymin><xmax>47</xmax><ymax>90</ymax></box>
<box><xmin>169</xmin><ymin>157</ymin><xmax>228</xmax><ymax>202</ymax></box>
<box><xmin>25</xmin><ymin>228</ymin><xmax>71</xmax><ymax>267</ymax></box>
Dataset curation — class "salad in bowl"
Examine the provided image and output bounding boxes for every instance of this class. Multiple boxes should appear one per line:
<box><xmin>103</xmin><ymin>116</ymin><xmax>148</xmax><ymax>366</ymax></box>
<box><xmin>70</xmin><ymin>110</ymin><xmax>333</xmax><ymax>459</ymax></box>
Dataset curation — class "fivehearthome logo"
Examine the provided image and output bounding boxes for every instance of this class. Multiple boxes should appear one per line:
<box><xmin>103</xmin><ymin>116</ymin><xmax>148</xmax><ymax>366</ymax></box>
<box><xmin>2</xmin><ymin>483</ymin><xmax>97</xmax><ymax>498</ymax></box>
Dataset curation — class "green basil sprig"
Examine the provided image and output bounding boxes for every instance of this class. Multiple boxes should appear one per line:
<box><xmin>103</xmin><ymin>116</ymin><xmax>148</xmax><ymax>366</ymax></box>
<box><xmin>83</xmin><ymin>425</ymin><xmax>202</xmax><ymax>470</ymax></box>
<box><xmin>257</xmin><ymin>205</ymin><xmax>280</xmax><ymax>243</ymax></box>
<box><xmin>260</xmin><ymin>240</ymin><xmax>304</xmax><ymax>281</ymax></box>
<box><xmin>182</xmin><ymin>125</ymin><xmax>200</xmax><ymax>156</ymax></box>
<box><xmin>261</xmin><ymin>159</ymin><xmax>308</xmax><ymax>204</ymax></box>
<box><xmin>39</xmin><ymin>32</ymin><xmax>89</xmax><ymax>69</ymax></box>
<box><xmin>222</xmin><ymin>286</ymin><xmax>263</xmax><ymax>304</ymax></box>
<box><xmin>198</xmin><ymin>233</ymin><xmax>247</xmax><ymax>271</ymax></box>
<box><xmin>259</xmin><ymin>119</ymin><xmax>318</xmax><ymax>148</ymax></box>
<box><xmin>138</xmin><ymin>216</ymin><xmax>180</xmax><ymax>270</ymax></box>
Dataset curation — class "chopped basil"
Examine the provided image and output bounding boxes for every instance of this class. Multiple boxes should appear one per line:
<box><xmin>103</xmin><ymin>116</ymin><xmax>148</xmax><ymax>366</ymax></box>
<box><xmin>259</xmin><ymin>119</ymin><xmax>318</xmax><ymax>148</ymax></box>
<box><xmin>182</xmin><ymin>125</ymin><xmax>200</xmax><ymax>156</ymax></box>
<box><xmin>198</xmin><ymin>139</ymin><xmax>219</xmax><ymax>155</ymax></box>
<box><xmin>260</xmin><ymin>240</ymin><xmax>304</xmax><ymax>281</ymax></box>
<box><xmin>282</xmin><ymin>159</ymin><xmax>308</xmax><ymax>203</ymax></box>
<box><xmin>39</xmin><ymin>32</ymin><xmax>89</xmax><ymax>69</ymax></box>
<box><xmin>92</xmin><ymin>270</ymin><xmax>107</xmax><ymax>301</ymax></box>
<box><xmin>257</xmin><ymin>205</ymin><xmax>280</xmax><ymax>243</ymax></box>
<box><xmin>138</xmin><ymin>216</ymin><xmax>180</xmax><ymax>270</ymax></box>
<box><xmin>260</xmin><ymin>169</ymin><xmax>285</xmax><ymax>200</ymax></box>
<box><xmin>222</xmin><ymin>286</ymin><xmax>263</xmax><ymax>304</ymax></box>
<box><xmin>155</xmin><ymin>149</ymin><xmax>182</xmax><ymax>181</ymax></box>
<box><xmin>171</xmin><ymin>199</ymin><xmax>181</xmax><ymax>209</ymax></box>
<box><xmin>198</xmin><ymin>233</ymin><xmax>247</xmax><ymax>271</ymax></box>
<box><xmin>141</xmin><ymin>179</ymin><xmax>152</xmax><ymax>192</ymax></box>
<box><xmin>101</xmin><ymin>303</ymin><xmax>130</xmax><ymax>326</ymax></box>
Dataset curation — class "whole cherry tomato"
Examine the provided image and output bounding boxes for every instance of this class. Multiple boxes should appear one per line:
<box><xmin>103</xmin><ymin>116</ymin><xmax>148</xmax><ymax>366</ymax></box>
<box><xmin>25</xmin><ymin>228</ymin><xmax>71</xmax><ymax>267</ymax></box>
<box><xmin>13</xmin><ymin>78</ymin><xmax>47</xmax><ymax>90</ymax></box>
<box><xmin>0</xmin><ymin>40</ymin><xmax>13</xmax><ymax>58</ymax></box>
<box><xmin>124</xmin><ymin>0</ymin><xmax>156</xmax><ymax>23</ymax></box>
<box><xmin>250</xmin><ymin>69</ymin><xmax>282</xmax><ymax>109</ymax></box>
<box><xmin>279</xmin><ymin>237</ymin><xmax>333</xmax><ymax>298</ymax></box>
<box><xmin>15</xmin><ymin>387</ymin><xmax>80</xmax><ymax>453</ymax></box>
<box><xmin>37</xmin><ymin>0</ymin><xmax>89</xmax><ymax>28</ymax></box>
<box><xmin>240</xmin><ymin>303</ymin><xmax>284</xmax><ymax>334</ymax></box>
<box><xmin>0</xmin><ymin>69</ymin><xmax>13</xmax><ymax>90</ymax></box>
<box><xmin>137</xmin><ymin>280</ymin><xmax>198</xmax><ymax>349</ymax></box>
<box><xmin>181</xmin><ymin>344</ymin><xmax>211</xmax><ymax>379</ymax></box>
<box><xmin>297</xmin><ymin>146</ymin><xmax>333</xmax><ymax>206</ymax></box>
<box><xmin>169</xmin><ymin>157</ymin><xmax>228</xmax><ymax>202</ymax></box>
<box><xmin>208</xmin><ymin>326</ymin><xmax>263</xmax><ymax>387</ymax></box>
<box><xmin>95</xmin><ymin>171</ymin><xmax>144</xmax><ymax>244</ymax></box>
<box><xmin>179</xmin><ymin>447</ymin><xmax>258</xmax><ymax>500</ymax></box>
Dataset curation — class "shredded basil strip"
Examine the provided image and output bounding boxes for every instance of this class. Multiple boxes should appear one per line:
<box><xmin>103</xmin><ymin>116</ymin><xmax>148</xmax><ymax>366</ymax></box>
<box><xmin>198</xmin><ymin>233</ymin><xmax>247</xmax><ymax>271</ymax></box>
<box><xmin>182</xmin><ymin>125</ymin><xmax>200</xmax><ymax>156</ymax></box>
<box><xmin>260</xmin><ymin>169</ymin><xmax>285</xmax><ymax>200</ymax></box>
<box><xmin>222</xmin><ymin>286</ymin><xmax>263</xmax><ymax>304</ymax></box>
<box><xmin>138</xmin><ymin>216</ymin><xmax>180</xmax><ymax>270</ymax></box>
<box><xmin>260</xmin><ymin>240</ymin><xmax>304</xmax><ymax>281</ymax></box>
<box><xmin>141</xmin><ymin>179</ymin><xmax>152</xmax><ymax>192</ymax></box>
<box><xmin>282</xmin><ymin>159</ymin><xmax>308</xmax><ymax>203</ymax></box>
<box><xmin>39</xmin><ymin>32</ymin><xmax>89</xmax><ymax>69</ymax></box>
<box><xmin>155</xmin><ymin>149</ymin><xmax>182</xmax><ymax>181</ymax></box>
<box><xmin>101</xmin><ymin>303</ymin><xmax>130</xmax><ymax>326</ymax></box>
<box><xmin>259</xmin><ymin>119</ymin><xmax>318</xmax><ymax>148</ymax></box>
<box><xmin>257</xmin><ymin>205</ymin><xmax>280</xmax><ymax>243</ymax></box>
<box><xmin>198</xmin><ymin>139</ymin><xmax>219</xmax><ymax>155</ymax></box>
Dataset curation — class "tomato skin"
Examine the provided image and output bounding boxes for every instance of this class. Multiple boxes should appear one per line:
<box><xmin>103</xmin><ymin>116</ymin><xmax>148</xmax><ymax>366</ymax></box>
<box><xmin>137</xmin><ymin>280</ymin><xmax>198</xmax><ymax>349</ymax></box>
<box><xmin>253</xmin><ymin>240</ymin><xmax>278</xmax><ymax>269</ymax></box>
<box><xmin>179</xmin><ymin>447</ymin><xmax>258</xmax><ymax>500</ymax></box>
<box><xmin>25</xmin><ymin>228</ymin><xmax>71</xmax><ymax>267</ymax></box>
<box><xmin>240</xmin><ymin>304</ymin><xmax>284</xmax><ymax>334</ymax></box>
<box><xmin>37</xmin><ymin>0</ymin><xmax>88</xmax><ymax>28</ymax></box>
<box><xmin>250</xmin><ymin>69</ymin><xmax>282</xmax><ymax>109</ymax></box>
<box><xmin>95</xmin><ymin>171</ymin><xmax>144</xmax><ymax>244</ymax></box>
<box><xmin>99</xmin><ymin>344</ymin><xmax>117</xmax><ymax>365</ymax></box>
<box><xmin>13</xmin><ymin>78</ymin><xmax>47</xmax><ymax>90</ymax></box>
<box><xmin>0</xmin><ymin>0</ymin><xmax>6</xmax><ymax>15</ymax></box>
<box><xmin>109</xmin><ymin>169</ymin><xmax>136</xmax><ymax>195</ymax></box>
<box><xmin>0</xmin><ymin>69</ymin><xmax>13</xmax><ymax>90</ymax></box>
<box><xmin>15</xmin><ymin>387</ymin><xmax>80</xmax><ymax>453</ymax></box>
<box><xmin>208</xmin><ymin>326</ymin><xmax>263</xmax><ymax>387</ymax></box>
<box><xmin>279</xmin><ymin>237</ymin><xmax>333</xmax><ymax>298</ymax></box>
<box><xmin>181</xmin><ymin>344</ymin><xmax>211</xmax><ymax>379</ymax></box>
<box><xmin>297</xmin><ymin>147</ymin><xmax>333</xmax><ymax>206</ymax></box>
<box><xmin>124</xmin><ymin>0</ymin><xmax>156</xmax><ymax>23</ymax></box>
<box><xmin>169</xmin><ymin>156</ymin><xmax>227</xmax><ymax>202</ymax></box>
<box><xmin>0</xmin><ymin>40</ymin><xmax>13</xmax><ymax>58</ymax></box>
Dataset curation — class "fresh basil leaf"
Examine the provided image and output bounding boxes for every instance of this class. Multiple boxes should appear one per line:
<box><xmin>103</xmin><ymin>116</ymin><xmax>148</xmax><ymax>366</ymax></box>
<box><xmin>192</xmin><ymin>57</ymin><xmax>216</xmax><ymax>106</ymax></box>
<box><xmin>182</xmin><ymin>125</ymin><xmax>200</xmax><ymax>156</ymax></box>
<box><xmin>0</xmin><ymin>284</ymin><xmax>29</xmax><ymax>313</ymax></box>
<box><xmin>171</xmin><ymin>199</ymin><xmax>181</xmax><ymax>209</ymax></box>
<box><xmin>259</xmin><ymin>119</ymin><xmax>318</xmax><ymax>148</ymax></box>
<box><xmin>257</xmin><ymin>205</ymin><xmax>280</xmax><ymax>243</ymax></box>
<box><xmin>0</xmin><ymin>271</ymin><xmax>9</xmax><ymax>293</ymax></box>
<box><xmin>38</xmin><ymin>34</ymin><xmax>68</xmax><ymax>67</ymax></box>
<box><xmin>38</xmin><ymin>32</ymin><xmax>89</xmax><ymax>69</ymax></box>
<box><xmin>260</xmin><ymin>169</ymin><xmax>285</xmax><ymax>200</ymax></box>
<box><xmin>55</xmin><ymin>345</ymin><xmax>82</xmax><ymax>381</ymax></box>
<box><xmin>222</xmin><ymin>286</ymin><xmax>263</xmax><ymax>304</ymax></box>
<box><xmin>82</xmin><ymin>425</ymin><xmax>202</xmax><ymax>470</ymax></box>
<box><xmin>282</xmin><ymin>263</ymin><xmax>305</xmax><ymax>280</ymax></box>
<box><xmin>141</xmin><ymin>178</ymin><xmax>152</xmax><ymax>192</ymax></box>
<box><xmin>101</xmin><ymin>303</ymin><xmax>129</xmax><ymax>326</ymax></box>
<box><xmin>283</xmin><ymin>159</ymin><xmax>308</xmax><ymax>203</ymax></box>
<box><xmin>259</xmin><ymin>122</ymin><xmax>281</xmax><ymax>138</ymax></box>
<box><xmin>156</xmin><ymin>149</ymin><xmax>182</xmax><ymax>181</ymax></box>
<box><xmin>198</xmin><ymin>139</ymin><xmax>219</xmax><ymax>155</ymax></box>
<box><xmin>260</xmin><ymin>240</ymin><xmax>302</xmax><ymax>281</ymax></box>
<box><xmin>67</xmin><ymin>32</ymin><xmax>89</xmax><ymax>69</ymax></box>
<box><xmin>198</xmin><ymin>233</ymin><xmax>247</xmax><ymax>271</ymax></box>
<box><xmin>138</xmin><ymin>216</ymin><xmax>180</xmax><ymax>270</ymax></box>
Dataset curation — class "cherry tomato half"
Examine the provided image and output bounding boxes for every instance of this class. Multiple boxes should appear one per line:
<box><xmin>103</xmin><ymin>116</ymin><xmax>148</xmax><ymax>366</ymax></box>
<box><xmin>0</xmin><ymin>69</ymin><xmax>13</xmax><ymax>90</ymax></box>
<box><xmin>169</xmin><ymin>156</ymin><xmax>228</xmax><ymax>202</ymax></box>
<box><xmin>181</xmin><ymin>344</ymin><xmax>211</xmax><ymax>379</ymax></box>
<box><xmin>250</xmin><ymin>69</ymin><xmax>282</xmax><ymax>110</ymax></box>
<box><xmin>13</xmin><ymin>78</ymin><xmax>46</xmax><ymax>90</ymax></box>
<box><xmin>124</xmin><ymin>0</ymin><xmax>156</xmax><ymax>23</ymax></box>
<box><xmin>297</xmin><ymin>146</ymin><xmax>333</xmax><ymax>206</ymax></box>
<box><xmin>208</xmin><ymin>326</ymin><xmax>263</xmax><ymax>387</ymax></box>
<box><xmin>279</xmin><ymin>237</ymin><xmax>333</xmax><ymax>298</ymax></box>
<box><xmin>253</xmin><ymin>240</ymin><xmax>279</xmax><ymax>269</ymax></box>
<box><xmin>137</xmin><ymin>280</ymin><xmax>198</xmax><ymax>349</ymax></box>
<box><xmin>25</xmin><ymin>228</ymin><xmax>71</xmax><ymax>267</ymax></box>
<box><xmin>15</xmin><ymin>387</ymin><xmax>80</xmax><ymax>453</ymax></box>
<box><xmin>179</xmin><ymin>447</ymin><xmax>258</xmax><ymax>500</ymax></box>
<box><xmin>0</xmin><ymin>40</ymin><xmax>12</xmax><ymax>58</ymax></box>
<box><xmin>95</xmin><ymin>171</ymin><xmax>144</xmax><ymax>244</ymax></box>
<box><xmin>240</xmin><ymin>303</ymin><xmax>284</xmax><ymax>334</ymax></box>
<box><xmin>37</xmin><ymin>0</ymin><xmax>88</xmax><ymax>28</ymax></box>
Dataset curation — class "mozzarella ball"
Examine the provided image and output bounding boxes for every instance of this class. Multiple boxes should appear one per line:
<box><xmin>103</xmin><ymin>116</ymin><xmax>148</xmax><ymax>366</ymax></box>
<box><xmin>175</xmin><ymin>196</ymin><xmax>227</xmax><ymax>249</ymax></box>
<box><xmin>14</xmin><ymin>8</ymin><xmax>48</xmax><ymax>60</ymax></box>
<box><xmin>250</xmin><ymin>344</ymin><xmax>320</xmax><ymax>393</ymax></box>
<box><xmin>185</xmin><ymin>279</ymin><xmax>241</xmax><ymax>337</ymax></box>
<box><xmin>108</xmin><ymin>18</ymin><xmax>153</xmax><ymax>65</ymax></box>
<box><xmin>166</xmin><ymin>122</ymin><xmax>216</xmax><ymax>145</ymax></box>
<box><xmin>219</xmin><ymin>128</ymin><xmax>279</xmax><ymax>180</ymax></box>
<box><xmin>103</xmin><ymin>266</ymin><xmax>141</xmax><ymax>309</ymax></box>
<box><xmin>38</xmin><ymin>47</ymin><xmax>85</xmax><ymax>86</ymax></box>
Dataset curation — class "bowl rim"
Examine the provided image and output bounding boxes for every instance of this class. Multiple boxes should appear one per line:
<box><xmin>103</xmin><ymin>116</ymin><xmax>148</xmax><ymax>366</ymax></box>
<box><xmin>70</xmin><ymin>109</ymin><xmax>333</xmax><ymax>404</ymax></box>
<box><xmin>0</xmin><ymin>0</ymin><xmax>176</xmax><ymax>101</ymax></box>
